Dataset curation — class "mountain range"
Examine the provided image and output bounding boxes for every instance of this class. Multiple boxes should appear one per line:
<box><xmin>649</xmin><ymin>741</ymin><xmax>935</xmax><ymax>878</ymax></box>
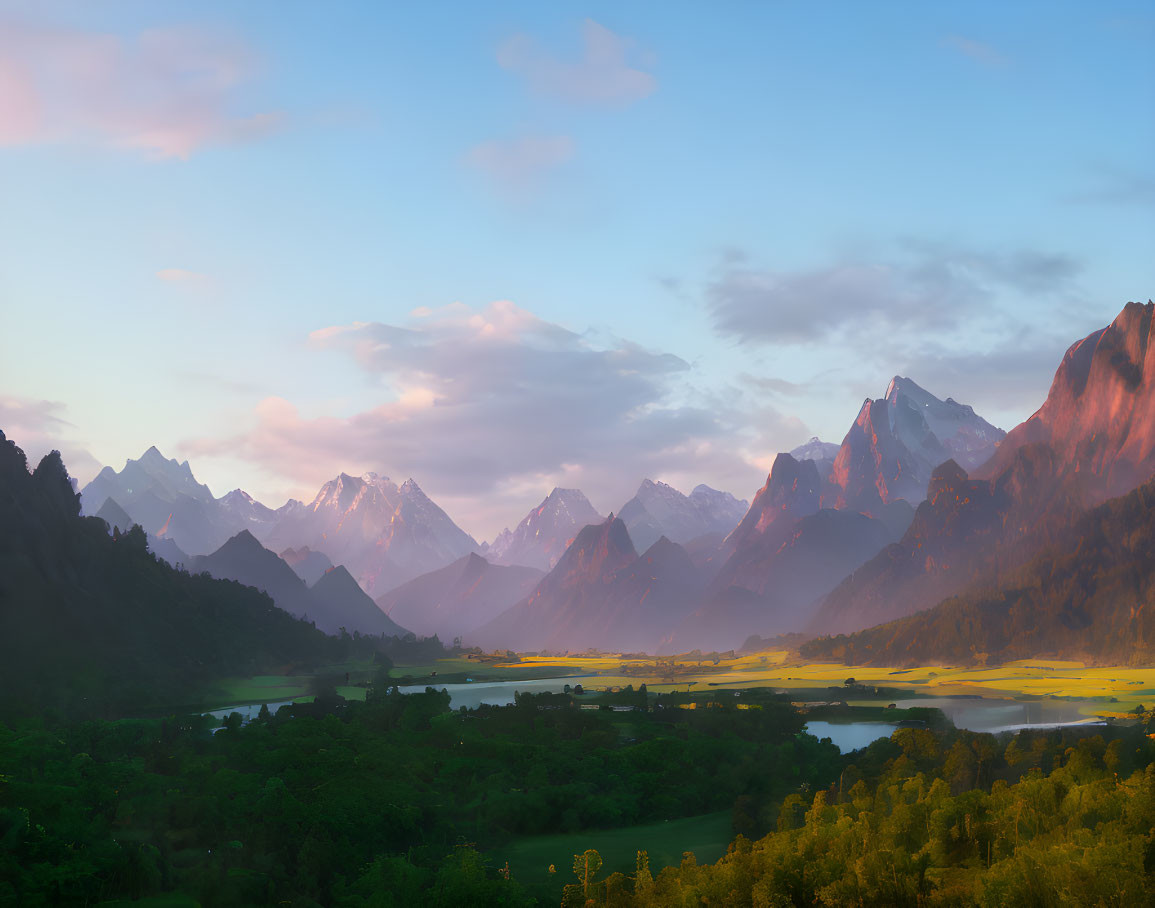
<box><xmin>258</xmin><ymin>472</ymin><xmax>479</xmax><ymax>596</ymax></box>
<box><xmin>48</xmin><ymin>299</ymin><xmax>1155</xmax><ymax>666</ymax></box>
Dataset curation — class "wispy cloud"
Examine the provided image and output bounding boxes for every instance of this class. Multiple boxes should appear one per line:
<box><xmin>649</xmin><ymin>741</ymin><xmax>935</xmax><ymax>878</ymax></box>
<box><xmin>945</xmin><ymin>35</ymin><xmax>1007</xmax><ymax>67</ymax></box>
<box><xmin>466</xmin><ymin>135</ymin><xmax>575</xmax><ymax>193</ymax></box>
<box><xmin>706</xmin><ymin>244</ymin><xmax>1083</xmax><ymax>345</ymax></box>
<box><xmin>498</xmin><ymin>19</ymin><xmax>657</xmax><ymax>107</ymax></box>
<box><xmin>0</xmin><ymin>20</ymin><xmax>282</xmax><ymax>159</ymax></box>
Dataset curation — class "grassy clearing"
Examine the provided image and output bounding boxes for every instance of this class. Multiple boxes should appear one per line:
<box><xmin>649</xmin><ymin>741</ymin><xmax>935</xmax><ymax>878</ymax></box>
<box><xmin>494</xmin><ymin>810</ymin><xmax>733</xmax><ymax>894</ymax></box>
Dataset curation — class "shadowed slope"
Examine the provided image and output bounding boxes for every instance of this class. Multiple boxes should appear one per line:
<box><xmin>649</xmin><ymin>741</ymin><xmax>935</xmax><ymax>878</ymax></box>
<box><xmin>376</xmin><ymin>552</ymin><xmax>543</xmax><ymax>639</ymax></box>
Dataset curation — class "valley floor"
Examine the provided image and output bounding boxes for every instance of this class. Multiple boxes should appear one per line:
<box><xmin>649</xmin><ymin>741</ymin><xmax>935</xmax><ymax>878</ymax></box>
<box><xmin>406</xmin><ymin>651</ymin><xmax>1155</xmax><ymax>718</ymax></box>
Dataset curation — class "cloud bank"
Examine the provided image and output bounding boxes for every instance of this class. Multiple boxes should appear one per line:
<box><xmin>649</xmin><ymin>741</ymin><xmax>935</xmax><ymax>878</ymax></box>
<box><xmin>184</xmin><ymin>301</ymin><xmax>768</xmax><ymax>537</ymax></box>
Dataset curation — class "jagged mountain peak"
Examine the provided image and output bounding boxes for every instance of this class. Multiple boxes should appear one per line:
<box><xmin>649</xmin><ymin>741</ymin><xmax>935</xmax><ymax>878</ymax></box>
<box><xmin>557</xmin><ymin>515</ymin><xmax>637</xmax><ymax>573</ymax></box>
<box><xmin>487</xmin><ymin>487</ymin><xmax>602</xmax><ymax>571</ymax></box>
<box><xmin>635</xmin><ymin>478</ymin><xmax>682</xmax><ymax>498</ymax></box>
<box><xmin>135</xmin><ymin>445</ymin><xmax>200</xmax><ymax>483</ymax></box>
<box><xmin>139</xmin><ymin>444</ymin><xmax>167</xmax><ymax>463</ymax></box>
<box><xmin>823</xmin><ymin>376</ymin><xmax>1003</xmax><ymax>511</ymax></box>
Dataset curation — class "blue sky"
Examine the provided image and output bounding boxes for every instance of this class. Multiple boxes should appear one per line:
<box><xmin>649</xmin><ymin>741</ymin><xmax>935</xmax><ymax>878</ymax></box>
<box><xmin>1</xmin><ymin>1</ymin><xmax>1153</xmax><ymax>538</ymax></box>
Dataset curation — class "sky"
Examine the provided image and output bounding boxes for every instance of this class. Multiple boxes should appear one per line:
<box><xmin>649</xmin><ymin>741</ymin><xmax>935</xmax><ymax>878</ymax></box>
<box><xmin>1</xmin><ymin>1</ymin><xmax>1153</xmax><ymax>541</ymax></box>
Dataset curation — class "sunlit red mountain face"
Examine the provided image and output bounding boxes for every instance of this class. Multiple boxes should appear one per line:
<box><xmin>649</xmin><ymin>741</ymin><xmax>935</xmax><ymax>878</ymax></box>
<box><xmin>813</xmin><ymin>302</ymin><xmax>1155</xmax><ymax>639</ymax></box>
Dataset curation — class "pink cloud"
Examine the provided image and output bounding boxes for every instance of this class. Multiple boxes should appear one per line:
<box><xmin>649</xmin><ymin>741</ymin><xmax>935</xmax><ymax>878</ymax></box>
<box><xmin>0</xmin><ymin>20</ymin><xmax>282</xmax><ymax>159</ymax></box>
<box><xmin>498</xmin><ymin>19</ymin><xmax>657</xmax><ymax>107</ymax></box>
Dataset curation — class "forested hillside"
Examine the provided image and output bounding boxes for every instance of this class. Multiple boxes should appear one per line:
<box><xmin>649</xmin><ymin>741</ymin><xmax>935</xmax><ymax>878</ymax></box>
<box><xmin>802</xmin><ymin>475</ymin><xmax>1155</xmax><ymax>666</ymax></box>
<box><xmin>0</xmin><ymin>432</ymin><xmax>335</xmax><ymax>719</ymax></box>
<box><xmin>568</xmin><ymin>720</ymin><xmax>1155</xmax><ymax>907</ymax></box>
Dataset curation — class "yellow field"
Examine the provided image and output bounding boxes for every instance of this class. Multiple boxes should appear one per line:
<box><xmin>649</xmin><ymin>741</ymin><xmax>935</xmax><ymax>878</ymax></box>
<box><xmin>210</xmin><ymin>652</ymin><xmax>1155</xmax><ymax>717</ymax></box>
<box><xmin>480</xmin><ymin>652</ymin><xmax>1155</xmax><ymax>716</ymax></box>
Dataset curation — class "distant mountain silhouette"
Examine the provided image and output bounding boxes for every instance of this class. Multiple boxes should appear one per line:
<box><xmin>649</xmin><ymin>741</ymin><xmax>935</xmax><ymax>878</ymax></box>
<box><xmin>191</xmin><ymin>531</ymin><xmax>409</xmax><ymax>637</ymax></box>
<box><xmin>487</xmin><ymin>488</ymin><xmax>602</xmax><ymax>571</ymax></box>
<box><xmin>617</xmin><ymin>479</ymin><xmax>747</xmax><ymax>553</ymax></box>
<box><xmin>311</xmin><ymin>565</ymin><xmax>409</xmax><ymax>638</ymax></box>
<box><xmin>473</xmin><ymin>518</ymin><xmax>708</xmax><ymax>653</ymax></box>
<box><xmin>94</xmin><ymin>497</ymin><xmax>134</xmax><ymax>533</ymax></box>
<box><xmin>377</xmin><ymin>553</ymin><xmax>543</xmax><ymax>639</ymax></box>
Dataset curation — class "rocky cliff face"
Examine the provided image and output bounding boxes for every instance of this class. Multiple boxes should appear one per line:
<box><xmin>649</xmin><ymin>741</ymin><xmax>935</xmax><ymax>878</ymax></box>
<box><xmin>670</xmin><ymin>378</ymin><xmax>999</xmax><ymax>651</ymax></box>
<box><xmin>976</xmin><ymin>300</ymin><xmax>1155</xmax><ymax>501</ymax></box>
<box><xmin>823</xmin><ymin>377</ymin><xmax>1003</xmax><ymax>514</ymax></box>
<box><xmin>811</xmin><ymin>302</ymin><xmax>1155</xmax><ymax>638</ymax></box>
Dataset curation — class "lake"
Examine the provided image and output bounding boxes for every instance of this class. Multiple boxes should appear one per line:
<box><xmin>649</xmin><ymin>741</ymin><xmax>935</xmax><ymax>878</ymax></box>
<box><xmin>805</xmin><ymin>721</ymin><xmax>901</xmax><ymax>752</ymax></box>
<box><xmin>806</xmin><ymin>695</ymin><xmax>1110</xmax><ymax>752</ymax></box>
<box><xmin>206</xmin><ymin>682</ymin><xmax>1112</xmax><ymax>746</ymax></box>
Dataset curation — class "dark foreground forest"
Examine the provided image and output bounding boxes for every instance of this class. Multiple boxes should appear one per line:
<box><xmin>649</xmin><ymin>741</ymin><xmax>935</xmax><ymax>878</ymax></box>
<box><xmin>2</xmin><ymin>680</ymin><xmax>1152</xmax><ymax>907</ymax></box>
